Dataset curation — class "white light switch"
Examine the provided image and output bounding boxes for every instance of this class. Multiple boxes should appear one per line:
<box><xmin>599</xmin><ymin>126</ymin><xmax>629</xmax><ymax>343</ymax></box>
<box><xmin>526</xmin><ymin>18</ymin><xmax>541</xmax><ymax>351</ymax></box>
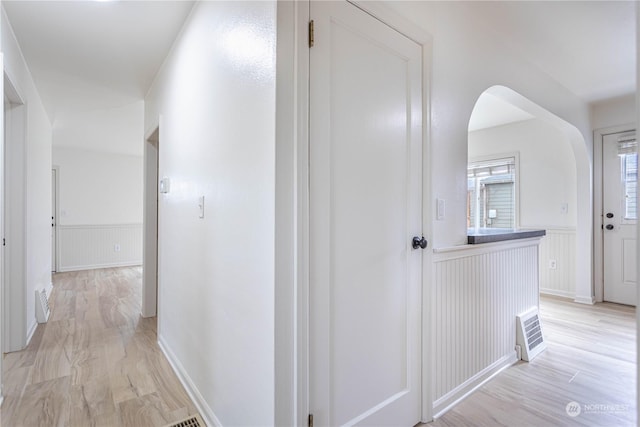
<box><xmin>198</xmin><ymin>196</ymin><xmax>205</xmax><ymax>219</ymax></box>
<box><xmin>437</xmin><ymin>198</ymin><xmax>446</xmax><ymax>220</ymax></box>
<box><xmin>159</xmin><ymin>177</ymin><xmax>170</xmax><ymax>194</ymax></box>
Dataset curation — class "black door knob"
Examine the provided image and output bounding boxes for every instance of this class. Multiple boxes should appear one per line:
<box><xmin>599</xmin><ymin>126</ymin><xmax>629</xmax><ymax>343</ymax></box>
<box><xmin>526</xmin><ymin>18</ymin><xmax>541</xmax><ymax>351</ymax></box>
<box><xmin>606</xmin><ymin>213</ymin><xmax>614</xmax><ymax>218</ymax></box>
<box><xmin>412</xmin><ymin>236</ymin><xmax>427</xmax><ymax>249</ymax></box>
<box><xmin>605</xmin><ymin>224</ymin><xmax>614</xmax><ymax>230</ymax></box>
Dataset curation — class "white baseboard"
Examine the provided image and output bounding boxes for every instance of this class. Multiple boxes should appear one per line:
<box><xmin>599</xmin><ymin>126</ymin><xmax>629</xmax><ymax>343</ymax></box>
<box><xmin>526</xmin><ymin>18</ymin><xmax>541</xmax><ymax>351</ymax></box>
<box><xmin>574</xmin><ymin>295</ymin><xmax>596</xmax><ymax>305</ymax></box>
<box><xmin>25</xmin><ymin>318</ymin><xmax>38</xmax><ymax>347</ymax></box>
<box><xmin>540</xmin><ymin>288</ymin><xmax>574</xmax><ymax>299</ymax></box>
<box><xmin>157</xmin><ymin>335</ymin><xmax>222</xmax><ymax>427</ymax></box>
<box><xmin>45</xmin><ymin>282</ymin><xmax>53</xmax><ymax>300</ymax></box>
<box><xmin>433</xmin><ymin>352</ymin><xmax>518</xmax><ymax>418</ymax></box>
<box><xmin>57</xmin><ymin>261</ymin><xmax>142</xmax><ymax>273</ymax></box>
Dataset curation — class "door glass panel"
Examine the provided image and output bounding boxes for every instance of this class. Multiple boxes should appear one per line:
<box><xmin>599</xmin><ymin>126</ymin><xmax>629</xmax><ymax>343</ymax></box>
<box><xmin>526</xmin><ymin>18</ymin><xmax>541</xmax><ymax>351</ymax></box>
<box><xmin>622</xmin><ymin>153</ymin><xmax>637</xmax><ymax>220</ymax></box>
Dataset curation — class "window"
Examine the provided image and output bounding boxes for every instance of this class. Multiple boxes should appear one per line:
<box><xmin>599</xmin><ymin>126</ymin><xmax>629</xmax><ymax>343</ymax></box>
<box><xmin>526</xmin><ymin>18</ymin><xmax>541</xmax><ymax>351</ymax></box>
<box><xmin>622</xmin><ymin>152</ymin><xmax>637</xmax><ymax>220</ymax></box>
<box><xmin>467</xmin><ymin>157</ymin><xmax>516</xmax><ymax>229</ymax></box>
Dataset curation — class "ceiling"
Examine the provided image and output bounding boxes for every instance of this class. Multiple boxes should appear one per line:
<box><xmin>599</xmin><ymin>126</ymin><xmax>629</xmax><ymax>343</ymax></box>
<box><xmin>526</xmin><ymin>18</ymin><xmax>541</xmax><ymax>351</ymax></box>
<box><xmin>2</xmin><ymin>0</ymin><xmax>636</xmax><ymax>136</ymax></box>
<box><xmin>461</xmin><ymin>0</ymin><xmax>636</xmax><ymax>104</ymax></box>
<box><xmin>468</xmin><ymin>93</ymin><xmax>535</xmax><ymax>132</ymax></box>
<box><xmin>3</xmin><ymin>0</ymin><xmax>195</xmax><ymax>120</ymax></box>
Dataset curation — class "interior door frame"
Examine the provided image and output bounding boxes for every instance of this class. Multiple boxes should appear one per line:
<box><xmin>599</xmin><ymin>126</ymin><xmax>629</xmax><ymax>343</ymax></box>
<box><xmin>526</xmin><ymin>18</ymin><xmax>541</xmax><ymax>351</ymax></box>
<box><xmin>282</xmin><ymin>1</ymin><xmax>434</xmax><ymax>424</ymax></box>
<box><xmin>593</xmin><ymin>123</ymin><xmax>635</xmax><ymax>303</ymax></box>
<box><xmin>3</xmin><ymin>70</ymin><xmax>27</xmax><ymax>354</ymax></box>
<box><xmin>51</xmin><ymin>165</ymin><xmax>60</xmax><ymax>273</ymax></box>
<box><xmin>142</xmin><ymin>123</ymin><xmax>160</xmax><ymax>319</ymax></box>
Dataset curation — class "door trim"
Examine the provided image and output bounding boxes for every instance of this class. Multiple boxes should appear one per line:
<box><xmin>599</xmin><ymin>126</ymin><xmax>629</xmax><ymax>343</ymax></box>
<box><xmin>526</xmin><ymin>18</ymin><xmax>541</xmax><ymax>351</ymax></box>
<box><xmin>3</xmin><ymin>70</ymin><xmax>27</xmax><ymax>353</ymax></box>
<box><xmin>52</xmin><ymin>165</ymin><xmax>60</xmax><ymax>273</ymax></box>
<box><xmin>286</xmin><ymin>1</ymin><xmax>435</xmax><ymax>423</ymax></box>
<box><xmin>142</xmin><ymin>124</ymin><xmax>160</xmax><ymax>319</ymax></box>
<box><xmin>593</xmin><ymin>123</ymin><xmax>635</xmax><ymax>303</ymax></box>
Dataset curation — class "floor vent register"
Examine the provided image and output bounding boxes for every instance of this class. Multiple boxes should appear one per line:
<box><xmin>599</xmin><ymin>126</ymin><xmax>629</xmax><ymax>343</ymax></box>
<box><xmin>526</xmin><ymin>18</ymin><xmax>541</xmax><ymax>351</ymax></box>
<box><xmin>164</xmin><ymin>414</ymin><xmax>206</xmax><ymax>427</ymax></box>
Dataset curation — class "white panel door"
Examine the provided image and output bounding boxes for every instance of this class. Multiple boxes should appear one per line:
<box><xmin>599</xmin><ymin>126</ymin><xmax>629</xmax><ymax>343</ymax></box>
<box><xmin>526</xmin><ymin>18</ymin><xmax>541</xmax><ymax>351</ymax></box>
<box><xmin>603</xmin><ymin>132</ymin><xmax>637</xmax><ymax>305</ymax></box>
<box><xmin>309</xmin><ymin>2</ymin><xmax>423</xmax><ymax>426</ymax></box>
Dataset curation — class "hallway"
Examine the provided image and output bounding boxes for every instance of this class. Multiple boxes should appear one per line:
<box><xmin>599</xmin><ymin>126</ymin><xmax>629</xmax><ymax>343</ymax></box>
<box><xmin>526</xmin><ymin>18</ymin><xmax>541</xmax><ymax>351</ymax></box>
<box><xmin>0</xmin><ymin>267</ymin><xmax>198</xmax><ymax>426</ymax></box>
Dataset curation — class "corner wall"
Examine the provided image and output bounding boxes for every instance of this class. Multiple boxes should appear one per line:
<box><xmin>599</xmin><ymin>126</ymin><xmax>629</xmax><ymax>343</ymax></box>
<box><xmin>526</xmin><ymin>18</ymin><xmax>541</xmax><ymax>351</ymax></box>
<box><xmin>144</xmin><ymin>2</ymin><xmax>277</xmax><ymax>425</ymax></box>
<box><xmin>2</xmin><ymin>8</ymin><xmax>53</xmax><ymax>347</ymax></box>
<box><xmin>591</xmin><ymin>94</ymin><xmax>636</xmax><ymax>130</ymax></box>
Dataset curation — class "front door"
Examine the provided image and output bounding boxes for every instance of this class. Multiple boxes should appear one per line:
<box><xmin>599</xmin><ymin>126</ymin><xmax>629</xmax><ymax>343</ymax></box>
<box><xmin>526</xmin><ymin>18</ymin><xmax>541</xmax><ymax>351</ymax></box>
<box><xmin>603</xmin><ymin>131</ymin><xmax>637</xmax><ymax>305</ymax></box>
<box><xmin>309</xmin><ymin>2</ymin><xmax>424</xmax><ymax>425</ymax></box>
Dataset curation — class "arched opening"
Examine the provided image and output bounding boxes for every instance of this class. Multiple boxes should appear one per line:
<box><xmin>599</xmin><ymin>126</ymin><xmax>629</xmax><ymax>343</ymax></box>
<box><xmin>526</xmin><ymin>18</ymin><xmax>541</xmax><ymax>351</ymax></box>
<box><xmin>468</xmin><ymin>85</ymin><xmax>592</xmax><ymax>304</ymax></box>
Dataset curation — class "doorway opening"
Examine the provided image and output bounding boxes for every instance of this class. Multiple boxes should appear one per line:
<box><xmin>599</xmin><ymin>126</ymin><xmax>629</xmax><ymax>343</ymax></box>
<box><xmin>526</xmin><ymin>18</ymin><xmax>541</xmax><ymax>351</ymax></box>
<box><xmin>468</xmin><ymin>85</ymin><xmax>591</xmax><ymax>304</ymax></box>
<box><xmin>3</xmin><ymin>73</ymin><xmax>28</xmax><ymax>353</ymax></box>
<box><xmin>142</xmin><ymin>126</ymin><xmax>159</xmax><ymax>318</ymax></box>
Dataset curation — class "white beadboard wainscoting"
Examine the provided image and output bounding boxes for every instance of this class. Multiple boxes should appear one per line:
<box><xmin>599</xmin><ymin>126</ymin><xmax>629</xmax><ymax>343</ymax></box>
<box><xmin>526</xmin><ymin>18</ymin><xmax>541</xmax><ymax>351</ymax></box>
<box><xmin>57</xmin><ymin>224</ymin><xmax>143</xmax><ymax>272</ymax></box>
<box><xmin>431</xmin><ymin>237</ymin><xmax>542</xmax><ymax>417</ymax></box>
<box><xmin>538</xmin><ymin>228</ymin><xmax>576</xmax><ymax>299</ymax></box>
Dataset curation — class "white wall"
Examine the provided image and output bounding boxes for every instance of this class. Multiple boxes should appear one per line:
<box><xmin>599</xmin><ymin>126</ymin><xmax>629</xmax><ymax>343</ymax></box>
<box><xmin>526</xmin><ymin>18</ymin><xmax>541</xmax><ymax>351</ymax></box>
<box><xmin>52</xmin><ymin>147</ymin><xmax>143</xmax><ymax>271</ymax></box>
<box><xmin>51</xmin><ymin>100</ymin><xmax>144</xmax><ymax>271</ymax></box>
<box><xmin>142</xmin><ymin>1</ymin><xmax>607</xmax><ymax>423</ymax></box>
<box><xmin>373</xmin><ymin>0</ymin><xmax>593</xmax><ymax>418</ymax></box>
<box><xmin>54</xmin><ymin>101</ymin><xmax>144</xmax><ymax>157</ymax></box>
<box><xmin>469</xmin><ymin>118</ymin><xmax>578</xmax><ymax>297</ymax></box>
<box><xmin>591</xmin><ymin>94</ymin><xmax>636</xmax><ymax>130</ymax></box>
<box><xmin>2</xmin><ymin>9</ymin><xmax>53</xmax><ymax>346</ymax></box>
<box><xmin>469</xmin><ymin>119</ymin><xmax>577</xmax><ymax>229</ymax></box>
<box><xmin>144</xmin><ymin>2</ymin><xmax>276</xmax><ymax>426</ymax></box>
<box><xmin>52</xmin><ymin>147</ymin><xmax>142</xmax><ymax>226</ymax></box>
<box><xmin>385</xmin><ymin>1</ymin><xmax>592</xmax><ymax>249</ymax></box>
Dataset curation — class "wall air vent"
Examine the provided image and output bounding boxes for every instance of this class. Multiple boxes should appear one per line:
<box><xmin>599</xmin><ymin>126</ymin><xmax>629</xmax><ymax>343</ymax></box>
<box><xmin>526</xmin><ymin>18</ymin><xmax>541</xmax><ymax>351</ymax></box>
<box><xmin>516</xmin><ymin>307</ymin><xmax>546</xmax><ymax>361</ymax></box>
<box><xmin>35</xmin><ymin>289</ymin><xmax>50</xmax><ymax>323</ymax></box>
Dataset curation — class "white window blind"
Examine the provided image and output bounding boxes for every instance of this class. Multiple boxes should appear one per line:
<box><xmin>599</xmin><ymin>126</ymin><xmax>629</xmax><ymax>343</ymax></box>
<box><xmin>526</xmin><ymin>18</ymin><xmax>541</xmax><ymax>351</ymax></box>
<box><xmin>468</xmin><ymin>157</ymin><xmax>516</xmax><ymax>229</ymax></box>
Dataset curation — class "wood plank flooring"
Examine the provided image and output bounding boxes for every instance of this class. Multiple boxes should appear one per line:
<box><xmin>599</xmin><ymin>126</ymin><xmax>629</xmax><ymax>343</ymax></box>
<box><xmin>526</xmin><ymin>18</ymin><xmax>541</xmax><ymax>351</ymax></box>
<box><xmin>1</xmin><ymin>270</ymin><xmax>636</xmax><ymax>426</ymax></box>
<box><xmin>430</xmin><ymin>296</ymin><xmax>636</xmax><ymax>427</ymax></box>
<box><xmin>0</xmin><ymin>267</ymin><xmax>199</xmax><ymax>427</ymax></box>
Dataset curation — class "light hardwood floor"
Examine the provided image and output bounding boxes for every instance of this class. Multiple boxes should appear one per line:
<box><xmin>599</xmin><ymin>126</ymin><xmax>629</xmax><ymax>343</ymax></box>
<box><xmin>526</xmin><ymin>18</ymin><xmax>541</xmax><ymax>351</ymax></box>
<box><xmin>1</xmin><ymin>270</ymin><xmax>636</xmax><ymax>427</ymax></box>
<box><xmin>430</xmin><ymin>296</ymin><xmax>636</xmax><ymax>427</ymax></box>
<box><xmin>0</xmin><ymin>267</ymin><xmax>199</xmax><ymax>427</ymax></box>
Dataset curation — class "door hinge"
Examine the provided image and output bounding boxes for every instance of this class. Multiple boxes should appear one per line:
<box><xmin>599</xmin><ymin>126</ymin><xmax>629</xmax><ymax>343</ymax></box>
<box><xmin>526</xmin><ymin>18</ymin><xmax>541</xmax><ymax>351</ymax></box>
<box><xmin>309</xmin><ymin>20</ymin><xmax>314</xmax><ymax>48</ymax></box>
<box><xmin>2</xmin><ymin>238</ymin><xmax>5</xmax><ymax>247</ymax></box>
<box><xmin>308</xmin><ymin>413</ymin><xmax>314</xmax><ymax>427</ymax></box>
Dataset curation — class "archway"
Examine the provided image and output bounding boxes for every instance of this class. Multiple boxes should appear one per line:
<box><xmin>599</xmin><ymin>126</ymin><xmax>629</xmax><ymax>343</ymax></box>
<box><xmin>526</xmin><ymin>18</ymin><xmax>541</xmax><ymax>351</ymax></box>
<box><xmin>468</xmin><ymin>85</ymin><xmax>592</xmax><ymax>304</ymax></box>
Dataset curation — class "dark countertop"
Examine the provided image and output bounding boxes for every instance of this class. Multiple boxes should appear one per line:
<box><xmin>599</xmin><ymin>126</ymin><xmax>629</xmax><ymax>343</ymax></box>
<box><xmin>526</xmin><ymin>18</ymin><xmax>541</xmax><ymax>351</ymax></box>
<box><xmin>467</xmin><ymin>228</ymin><xmax>546</xmax><ymax>244</ymax></box>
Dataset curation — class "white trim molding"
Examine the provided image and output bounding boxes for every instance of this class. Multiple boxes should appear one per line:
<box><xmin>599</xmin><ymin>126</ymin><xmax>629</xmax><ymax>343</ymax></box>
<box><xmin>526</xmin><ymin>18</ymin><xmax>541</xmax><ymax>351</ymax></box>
<box><xmin>158</xmin><ymin>336</ymin><xmax>222</xmax><ymax>427</ymax></box>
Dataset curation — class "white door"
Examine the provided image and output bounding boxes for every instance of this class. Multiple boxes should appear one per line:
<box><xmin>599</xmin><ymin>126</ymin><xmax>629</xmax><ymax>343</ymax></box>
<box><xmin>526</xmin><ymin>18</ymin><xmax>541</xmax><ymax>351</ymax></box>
<box><xmin>51</xmin><ymin>168</ymin><xmax>56</xmax><ymax>272</ymax></box>
<box><xmin>309</xmin><ymin>2</ymin><xmax>423</xmax><ymax>425</ymax></box>
<box><xmin>603</xmin><ymin>131</ymin><xmax>637</xmax><ymax>305</ymax></box>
